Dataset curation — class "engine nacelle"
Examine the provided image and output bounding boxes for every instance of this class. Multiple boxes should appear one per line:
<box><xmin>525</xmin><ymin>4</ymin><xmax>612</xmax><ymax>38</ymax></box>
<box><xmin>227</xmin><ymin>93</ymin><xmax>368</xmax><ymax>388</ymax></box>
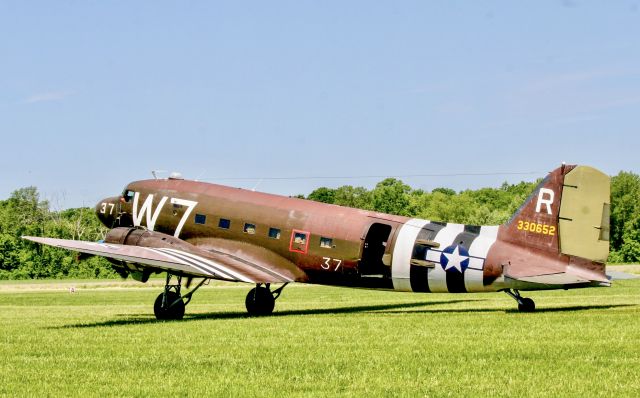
<box><xmin>104</xmin><ymin>227</ymin><xmax>198</xmax><ymax>280</ymax></box>
<box><xmin>105</xmin><ymin>227</ymin><xmax>193</xmax><ymax>249</ymax></box>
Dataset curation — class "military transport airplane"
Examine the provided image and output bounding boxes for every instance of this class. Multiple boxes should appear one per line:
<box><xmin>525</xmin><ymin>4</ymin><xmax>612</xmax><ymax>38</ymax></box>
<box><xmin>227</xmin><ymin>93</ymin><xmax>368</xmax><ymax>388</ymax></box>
<box><xmin>24</xmin><ymin>164</ymin><xmax>611</xmax><ymax>320</ymax></box>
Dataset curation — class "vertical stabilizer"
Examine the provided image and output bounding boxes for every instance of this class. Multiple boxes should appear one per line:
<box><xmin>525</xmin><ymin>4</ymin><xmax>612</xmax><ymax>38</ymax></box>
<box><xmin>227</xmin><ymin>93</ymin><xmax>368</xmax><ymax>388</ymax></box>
<box><xmin>502</xmin><ymin>164</ymin><xmax>610</xmax><ymax>263</ymax></box>
<box><xmin>502</xmin><ymin>165</ymin><xmax>567</xmax><ymax>253</ymax></box>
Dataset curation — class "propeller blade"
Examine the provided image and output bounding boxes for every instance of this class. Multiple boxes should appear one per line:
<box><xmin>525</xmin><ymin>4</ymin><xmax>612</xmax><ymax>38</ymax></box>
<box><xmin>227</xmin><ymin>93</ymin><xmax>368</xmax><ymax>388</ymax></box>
<box><xmin>114</xmin><ymin>268</ymin><xmax>129</xmax><ymax>279</ymax></box>
<box><xmin>75</xmin><ymin>252</ymin><xmax>95</xmax><ymax>262</ymax></box>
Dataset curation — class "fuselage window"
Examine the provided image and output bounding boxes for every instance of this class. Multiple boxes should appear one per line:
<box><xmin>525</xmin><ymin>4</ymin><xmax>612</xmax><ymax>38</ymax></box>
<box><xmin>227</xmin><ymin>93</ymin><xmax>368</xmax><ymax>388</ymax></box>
<box><xmin>294</xmin><ymin>232</ymin><xmax>306</xmax><ymax>244</ymax></box>
<box><xmin>268</xmin><ymin>227</ymin><xmax>281</xmax><ymax>239</ymax></box>
<box><xmin>290</xmin><ymin>230</ymin><xmax>310</xmax><ymax>254</ymax></box>
<box><xmin>218</xmin><ymin>218</ymin><xmax>231</xmax><ymax>229</ymax></box>
<box><xmin>194</xmin><ymin>214</ymin><xmax>206</xmax><ymax>225</ymax></box>
<box><xmin>244</xmin><ymin>223</ymin><xmax>256</xmax><ymax>234</ymax></box>
<box><xmin>320</xmin><ymin>237</ymin><xmax>333</xmax><ymax>248</ymax></box>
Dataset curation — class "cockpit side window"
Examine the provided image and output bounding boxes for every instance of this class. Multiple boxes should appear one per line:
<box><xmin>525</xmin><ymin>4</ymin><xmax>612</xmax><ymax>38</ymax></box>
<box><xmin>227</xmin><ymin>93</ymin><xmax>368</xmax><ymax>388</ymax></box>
<box><xmin>122</xmin><ymin>189</ymin><xmax>135</xmax><ymax>203</ymax></box>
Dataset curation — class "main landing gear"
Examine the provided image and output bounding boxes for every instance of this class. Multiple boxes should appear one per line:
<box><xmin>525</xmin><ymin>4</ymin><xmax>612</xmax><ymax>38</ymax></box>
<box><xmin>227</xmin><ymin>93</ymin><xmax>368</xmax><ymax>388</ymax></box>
<box><xmin>245</xmin><ymin>283</ymin><xmax>288</xmax><ymax>316</ymax></box>
<box><xmin>504</xmin><ymin>289</ymin><xmax>536</xmax><ymax>312</ymax></box>
<box><xmin>154</xmin><ymin>273</ymin><xmax>208</xmax><ymax>320</ymax></box>
<box><xmin>154</xmin><ymin>276</ymin><xmax>288</xmax><ymax>320</ymax></box>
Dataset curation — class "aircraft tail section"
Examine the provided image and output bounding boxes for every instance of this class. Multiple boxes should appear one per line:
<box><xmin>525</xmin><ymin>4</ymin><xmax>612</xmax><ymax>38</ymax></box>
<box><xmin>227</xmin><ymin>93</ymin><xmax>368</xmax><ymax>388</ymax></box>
<box><xmin>503</xmin><ymin>164</ymin><xmax>610</xmax><ymax>263</ymax></box>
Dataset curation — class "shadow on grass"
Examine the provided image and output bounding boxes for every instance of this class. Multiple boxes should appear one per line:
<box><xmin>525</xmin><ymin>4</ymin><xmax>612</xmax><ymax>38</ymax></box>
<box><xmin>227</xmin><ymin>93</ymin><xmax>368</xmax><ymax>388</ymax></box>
<box><xmin>52</xmin><ymin>301</ymin><xmax>636</xmax><ymax>329</ymax></box>
<box><xmin>383</xmin><ymin>303</ymin><xmax>635</xmax><ymax>315</ymax></box>
<box><xmin>53</xmin><ymin>299</ymin><xmax>479</xmax><ymax>328</ymax></box>
<box><xmin>505</xmin><ymin>304</ymin><xmax>636</xmax><ymax>313</ymax></box>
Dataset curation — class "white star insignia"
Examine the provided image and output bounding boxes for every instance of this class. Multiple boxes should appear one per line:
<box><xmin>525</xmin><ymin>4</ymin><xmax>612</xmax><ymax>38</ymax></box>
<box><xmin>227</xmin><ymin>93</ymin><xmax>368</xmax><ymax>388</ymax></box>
<box><xmin>443</xmin><ymin>246</ymin><xmax>468</xmax><ymax>272</ymax></box>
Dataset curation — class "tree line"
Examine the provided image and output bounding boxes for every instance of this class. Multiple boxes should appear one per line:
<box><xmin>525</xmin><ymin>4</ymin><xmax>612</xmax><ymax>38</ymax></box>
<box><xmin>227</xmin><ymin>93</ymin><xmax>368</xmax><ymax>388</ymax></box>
<box><xmin>0</xmin><ymin>187</ymin><xmax>114</xmax><ymax>279</ymax></box>
<box><xmin>0</xmin><ymin>171</ymin><xmax>638</xmax><ymax>279</ymax></box>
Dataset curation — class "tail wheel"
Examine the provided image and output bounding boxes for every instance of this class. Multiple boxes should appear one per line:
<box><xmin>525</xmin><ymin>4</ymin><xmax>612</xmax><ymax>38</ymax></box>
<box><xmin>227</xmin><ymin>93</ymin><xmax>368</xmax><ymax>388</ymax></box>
<box><xmin>518</xmin><ymin>297</ymin><xmax>536</xmax><ymax>312</ymax></box>
<box><xmin>504</xmin><ymin>289</ymin><xmax>536</xmax><ymax>312</ymax></box>
<box><xmin>154</xmin><ymin>291</ymin><xmax>185</xmax><ymax>320</ymax></box>
<box><xmin>245</xmin><ymin>286</ymin><xmax>275</xmax><ymax>316</ymax></box>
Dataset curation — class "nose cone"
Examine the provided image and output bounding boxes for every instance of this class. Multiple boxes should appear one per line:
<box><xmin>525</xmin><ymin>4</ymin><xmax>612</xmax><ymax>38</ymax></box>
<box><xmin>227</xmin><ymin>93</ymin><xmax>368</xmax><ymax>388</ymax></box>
<box><xmin>95</xmin><ymin>196</ymin><xmax>121</xmax><ymax>227</ymax></box>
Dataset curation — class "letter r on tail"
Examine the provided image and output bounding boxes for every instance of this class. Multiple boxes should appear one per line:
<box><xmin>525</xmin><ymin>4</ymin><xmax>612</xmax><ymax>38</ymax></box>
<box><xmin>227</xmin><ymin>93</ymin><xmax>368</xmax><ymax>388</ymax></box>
<box><xmin>535</xmin><ymin>188</ymin><xmax>555</xmax><ymax>215</ymax></box>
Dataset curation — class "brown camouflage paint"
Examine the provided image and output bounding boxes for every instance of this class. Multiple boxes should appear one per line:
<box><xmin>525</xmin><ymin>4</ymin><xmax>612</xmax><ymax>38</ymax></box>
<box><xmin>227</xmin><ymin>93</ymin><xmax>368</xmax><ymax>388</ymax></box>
<box><xmin>95</xmin><ymin>164</ymin><xmax>609</xmax><ymax>292</ymax></box>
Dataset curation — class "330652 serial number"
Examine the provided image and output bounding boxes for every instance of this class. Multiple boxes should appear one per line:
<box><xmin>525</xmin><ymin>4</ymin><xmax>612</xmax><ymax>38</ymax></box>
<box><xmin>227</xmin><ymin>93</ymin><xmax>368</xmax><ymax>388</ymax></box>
<box><xmin>516</xmin><ymin>220</ymin><xmax>556</xmax><ymax>236</ymax></box>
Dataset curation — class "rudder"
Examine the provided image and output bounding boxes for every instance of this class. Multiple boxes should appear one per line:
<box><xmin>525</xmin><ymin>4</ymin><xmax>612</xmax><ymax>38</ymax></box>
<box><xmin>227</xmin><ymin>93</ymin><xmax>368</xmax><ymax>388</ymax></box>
<box><xmin>558</xmin><ymin>166</ymin><xmax>610</xmax><ymax>263</ymax></box>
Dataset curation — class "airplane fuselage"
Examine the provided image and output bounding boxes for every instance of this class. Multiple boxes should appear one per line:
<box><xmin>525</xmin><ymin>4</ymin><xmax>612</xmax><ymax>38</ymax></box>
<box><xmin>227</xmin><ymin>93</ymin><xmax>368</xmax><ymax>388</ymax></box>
<box><xmin>96</xmin><ymin>174</ymin><xmax>608</xmax><ymax>294</ymax></box>
<box><xmin>27</xmin><ymin>164</ymin><xmax>610</xmax><ymax>318</ymax></box>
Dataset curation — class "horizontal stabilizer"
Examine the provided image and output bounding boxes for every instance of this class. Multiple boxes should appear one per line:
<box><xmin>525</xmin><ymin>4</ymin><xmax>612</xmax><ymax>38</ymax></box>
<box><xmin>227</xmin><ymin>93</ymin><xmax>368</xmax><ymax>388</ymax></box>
<box><xmin>510</xmin><ymin>272</ymin><xmax>590</xmax><ymax>285</ymax></box>
<box><xmin>505</xmin><ymin>266</ymin><xmax>611</xmax><ymax>289</ymax></box>
<box><xmin>606</xmin><ymin>271</ymin><xmax>640</xmax><ymax>281</ymax></box>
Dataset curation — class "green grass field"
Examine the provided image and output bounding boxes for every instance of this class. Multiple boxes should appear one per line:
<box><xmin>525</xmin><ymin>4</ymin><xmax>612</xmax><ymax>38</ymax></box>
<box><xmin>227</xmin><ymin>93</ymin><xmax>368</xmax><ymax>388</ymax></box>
<box><xmin>1</xmin><ymin>273</ymin><xmax>639</xmax><ymax>397</ymax></box>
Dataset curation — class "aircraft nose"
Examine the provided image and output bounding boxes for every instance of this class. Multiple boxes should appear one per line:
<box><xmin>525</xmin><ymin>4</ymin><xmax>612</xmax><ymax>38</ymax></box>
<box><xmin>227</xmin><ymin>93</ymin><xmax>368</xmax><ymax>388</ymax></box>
<box><xmin>95</xmin><ymin>196</ymin><xmax>121</xmax><ymax>227</ymax></box>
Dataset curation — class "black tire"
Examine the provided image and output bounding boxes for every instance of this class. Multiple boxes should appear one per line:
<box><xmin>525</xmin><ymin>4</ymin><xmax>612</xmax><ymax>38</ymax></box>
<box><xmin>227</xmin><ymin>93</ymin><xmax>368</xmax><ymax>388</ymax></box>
<box><xmin>518</xmin><ymin>297</ymin><xmax>536</xmax><ymax>312</ymax></box>
<box><xmin>154</xmin><ymin>292</ymin><xmax>185</xmax><ymax>320</ymax></box>
<box><xmin>245</xmin><ymin>287</ymin><xmax>275</xmax><ymax>316</ymax></box>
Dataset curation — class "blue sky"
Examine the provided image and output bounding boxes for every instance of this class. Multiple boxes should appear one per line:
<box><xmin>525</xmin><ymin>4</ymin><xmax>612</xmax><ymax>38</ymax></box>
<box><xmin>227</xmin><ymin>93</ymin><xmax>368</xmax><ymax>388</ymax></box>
<box><xmin>1</xmin><ymin>1</ymin><xmax>639</xmax><ymax>209</ymax></box>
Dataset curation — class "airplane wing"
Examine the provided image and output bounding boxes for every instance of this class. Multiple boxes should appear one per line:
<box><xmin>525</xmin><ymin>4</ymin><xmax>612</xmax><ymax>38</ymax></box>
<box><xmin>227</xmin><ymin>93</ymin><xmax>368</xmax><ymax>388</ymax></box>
<box><xmin>23</xmin><ymin>236</ymin><xmax>300</xmax><ymax>284</ymax></box>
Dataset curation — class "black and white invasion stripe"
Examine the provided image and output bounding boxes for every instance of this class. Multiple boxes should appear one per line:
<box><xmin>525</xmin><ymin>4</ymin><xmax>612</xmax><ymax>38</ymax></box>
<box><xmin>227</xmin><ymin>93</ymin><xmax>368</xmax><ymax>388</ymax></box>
<box><xmin>392</xmin><ymin>219</ymin><xmax>498</xmax><ymax>293</ymax></box>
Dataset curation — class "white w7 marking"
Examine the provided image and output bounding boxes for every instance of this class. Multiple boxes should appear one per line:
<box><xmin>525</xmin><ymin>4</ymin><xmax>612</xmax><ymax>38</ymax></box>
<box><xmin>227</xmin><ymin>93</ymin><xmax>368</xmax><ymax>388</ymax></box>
<box><xmin>132</xmin><ymin>192</ymin><xmax>198</xmax><ymax>238</ymax></box>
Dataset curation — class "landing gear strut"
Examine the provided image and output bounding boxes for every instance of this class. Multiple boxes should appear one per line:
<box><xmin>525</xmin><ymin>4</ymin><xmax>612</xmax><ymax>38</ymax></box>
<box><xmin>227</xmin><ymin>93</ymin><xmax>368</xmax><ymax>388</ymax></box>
<box><xmin>504</xmin><ymin>289</ymin><xmax>536</xmax><ymax>312</ymax></box>
<box><xmin>154</xmin><ymin>273</ymin><xmax>208</xmax><ymax>320</ymax></box>
<box><xmin>245</xmin><ymin>283</ymin><xmax>288</xmax><ymax>316</ymax></box>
